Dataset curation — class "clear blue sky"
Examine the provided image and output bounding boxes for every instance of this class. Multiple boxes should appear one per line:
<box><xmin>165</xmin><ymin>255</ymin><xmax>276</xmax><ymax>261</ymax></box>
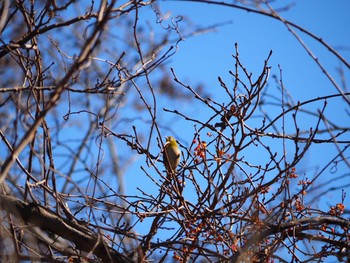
<box><xmin>162</xmin><ymin>0</ymin><xmax>349</xmax><ymax>99</ymax></box>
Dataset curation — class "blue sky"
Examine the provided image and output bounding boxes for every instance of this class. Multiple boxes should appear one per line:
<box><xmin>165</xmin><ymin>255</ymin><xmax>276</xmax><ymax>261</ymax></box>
<box><xmin>124</xmin><ymin>0</ymin><xmax>350</xmax><ymax>189</ymax></box>
<box><xmin>162</xmin><ymin>0</ymin><xmax>349</xmax><ymax>97</ymax></box>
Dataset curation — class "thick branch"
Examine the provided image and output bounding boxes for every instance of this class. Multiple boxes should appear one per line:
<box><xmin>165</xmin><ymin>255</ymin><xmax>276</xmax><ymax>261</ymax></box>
<box><xmin>0</xmin><ymin>194</ymin><xmax>132</xmax><ymax>262</ymax></box>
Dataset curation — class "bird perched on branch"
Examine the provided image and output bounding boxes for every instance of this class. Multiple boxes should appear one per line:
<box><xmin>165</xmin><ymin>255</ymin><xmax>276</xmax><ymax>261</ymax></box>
<box><xmin>163</xmin><ymin>136</ymin><xmax>181</xmax><ymax>178</ymax></box>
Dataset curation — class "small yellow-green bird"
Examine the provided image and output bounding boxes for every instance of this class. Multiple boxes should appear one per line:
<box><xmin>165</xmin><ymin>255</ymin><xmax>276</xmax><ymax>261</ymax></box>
<box><xmin>163</xmin><ymin>136</ymin><xmax>181</xmax><ymax>177</ymax></box>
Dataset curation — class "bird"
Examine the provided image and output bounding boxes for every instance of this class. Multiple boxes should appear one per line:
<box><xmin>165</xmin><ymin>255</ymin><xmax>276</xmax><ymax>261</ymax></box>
<box><xmin>163</xmin><ymin>136</ymin><xmax>181</xmax><ymax>178</ymax></box>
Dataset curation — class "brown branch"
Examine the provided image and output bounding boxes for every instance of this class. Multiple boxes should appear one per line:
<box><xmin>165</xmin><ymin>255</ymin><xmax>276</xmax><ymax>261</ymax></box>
<box><xmin>230</xmin><ymin>215</ymin><xmax>350</xmax><ymax>261</ymax></box>
<box><xmin>0</xmin><ymin>193</ymin><xmax>132</xmax><ymax>262</ymax></box>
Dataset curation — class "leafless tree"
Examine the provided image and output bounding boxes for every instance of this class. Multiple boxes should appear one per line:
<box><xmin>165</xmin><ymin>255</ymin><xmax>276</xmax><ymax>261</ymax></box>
<box><xmin>0</xmin><ymin>0</ymin><xmax>349</xmax><ymax>262</ymax></box>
